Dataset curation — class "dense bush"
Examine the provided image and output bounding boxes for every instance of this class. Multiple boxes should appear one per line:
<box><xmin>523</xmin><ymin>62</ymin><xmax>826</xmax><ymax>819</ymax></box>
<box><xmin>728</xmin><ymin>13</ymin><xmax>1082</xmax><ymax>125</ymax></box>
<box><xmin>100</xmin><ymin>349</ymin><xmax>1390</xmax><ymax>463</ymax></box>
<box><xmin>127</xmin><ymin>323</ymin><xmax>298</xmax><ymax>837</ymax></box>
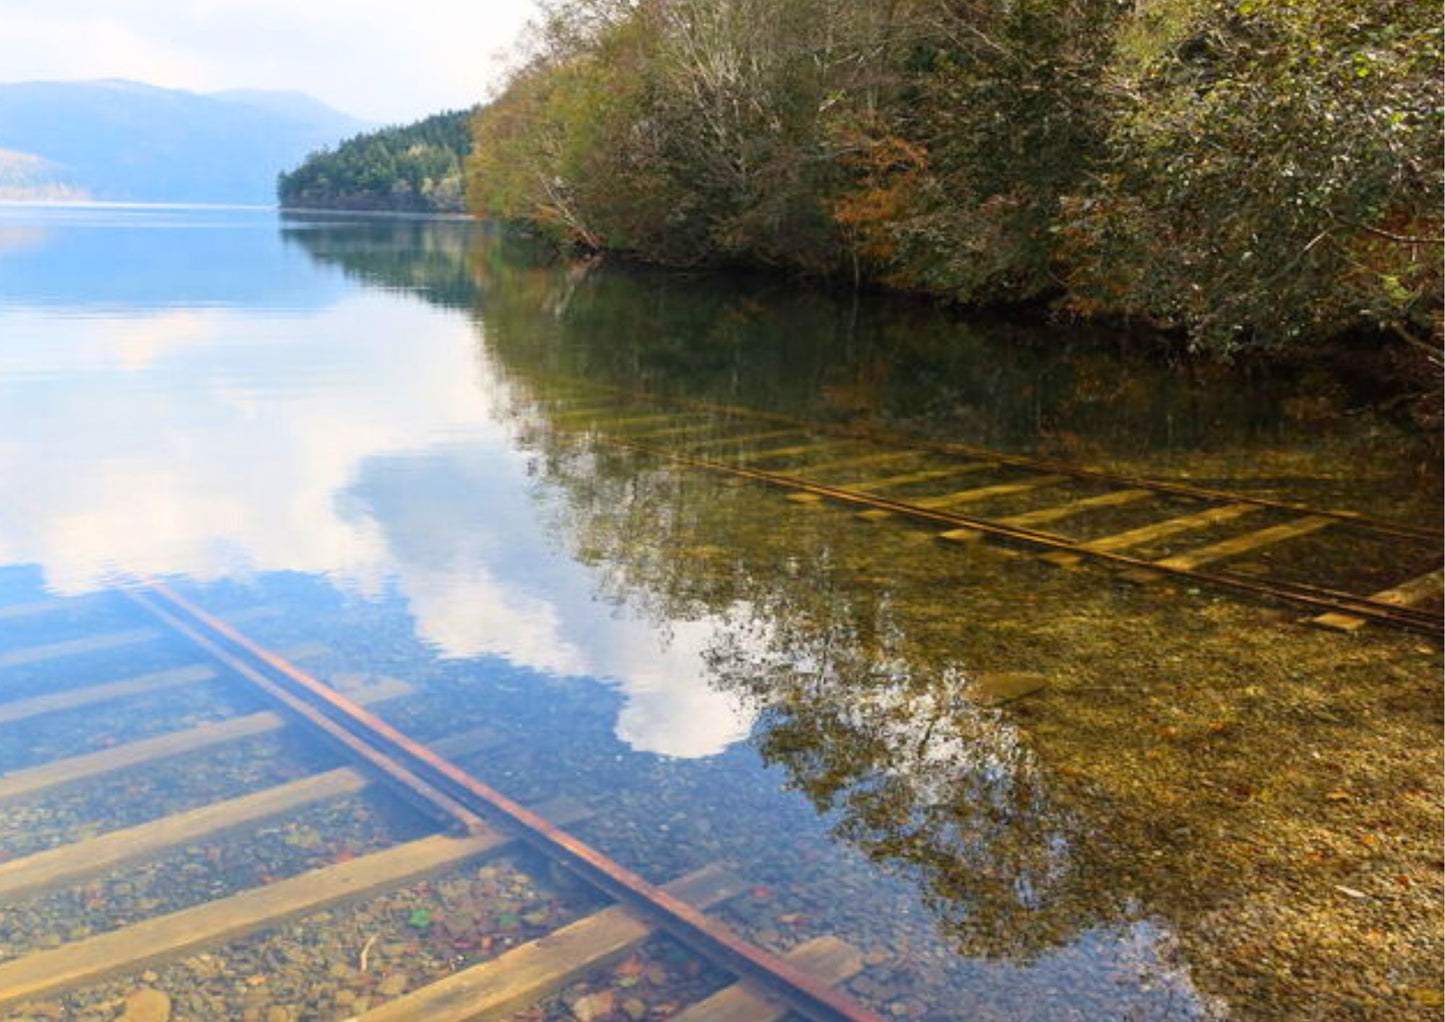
<box><xmin>466</xmin><ymin>0</ymin><xmax>1442</xmax><ymax>355</ymax></box>
<box><xmin>1062</xmin><ymin>0</ymin><xmax>1442</xmax><ymax>352</ymax></box>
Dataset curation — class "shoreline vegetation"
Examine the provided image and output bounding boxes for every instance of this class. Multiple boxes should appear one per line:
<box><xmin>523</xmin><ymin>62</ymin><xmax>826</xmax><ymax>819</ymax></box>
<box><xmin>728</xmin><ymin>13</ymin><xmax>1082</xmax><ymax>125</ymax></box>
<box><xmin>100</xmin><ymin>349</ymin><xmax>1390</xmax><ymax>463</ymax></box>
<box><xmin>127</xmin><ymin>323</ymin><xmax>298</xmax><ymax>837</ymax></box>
<box><xmin>277</xmin><ymin>108</ymin><xmax>474</xmax><ymax>214</ymax></box>
<box><xmin>279</xmin><ymin>206</ymin><xmax>475</xmax><ymax>221</ymax></box>
<box><xmin>459</xmin><ymin>0</ymin><xmax>1440</xmax><ymax>361</ymax></box>
<box><xmin>275</xmin><ymin>0</ymin><xmax>1441</xmax><ymax>416</ymax></box>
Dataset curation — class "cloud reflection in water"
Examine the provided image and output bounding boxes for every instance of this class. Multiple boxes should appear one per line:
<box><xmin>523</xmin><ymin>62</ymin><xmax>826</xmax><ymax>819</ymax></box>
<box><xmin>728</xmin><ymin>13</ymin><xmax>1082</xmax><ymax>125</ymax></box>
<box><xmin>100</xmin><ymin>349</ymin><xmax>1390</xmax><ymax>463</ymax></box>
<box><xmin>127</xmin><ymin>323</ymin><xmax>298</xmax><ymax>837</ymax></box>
<box><xmin>0</xmin><ymin>282</ymin><xmax>754</xmax><ymax>758</ymax></box>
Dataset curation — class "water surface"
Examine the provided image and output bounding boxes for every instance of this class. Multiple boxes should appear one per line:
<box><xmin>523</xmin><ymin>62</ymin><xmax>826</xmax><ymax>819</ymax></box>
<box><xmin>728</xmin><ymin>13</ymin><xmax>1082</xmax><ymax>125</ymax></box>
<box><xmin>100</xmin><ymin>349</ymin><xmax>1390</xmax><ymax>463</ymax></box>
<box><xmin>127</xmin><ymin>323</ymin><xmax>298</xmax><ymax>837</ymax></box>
<box><xmin>0</xmin><ymin>205</ymin><xmax>1438</xmax><ymax>1021</ymax></box>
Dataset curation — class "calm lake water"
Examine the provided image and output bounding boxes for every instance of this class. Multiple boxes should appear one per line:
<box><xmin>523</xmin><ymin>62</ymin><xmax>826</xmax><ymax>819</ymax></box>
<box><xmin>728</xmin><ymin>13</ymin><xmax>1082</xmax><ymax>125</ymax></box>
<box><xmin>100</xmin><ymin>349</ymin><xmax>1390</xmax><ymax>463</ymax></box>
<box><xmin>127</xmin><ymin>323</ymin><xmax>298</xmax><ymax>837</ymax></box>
<box><xmin>0</xmin><ymin>204</ymin><xmax>1438</xmax><ymax>1021</ymax></box>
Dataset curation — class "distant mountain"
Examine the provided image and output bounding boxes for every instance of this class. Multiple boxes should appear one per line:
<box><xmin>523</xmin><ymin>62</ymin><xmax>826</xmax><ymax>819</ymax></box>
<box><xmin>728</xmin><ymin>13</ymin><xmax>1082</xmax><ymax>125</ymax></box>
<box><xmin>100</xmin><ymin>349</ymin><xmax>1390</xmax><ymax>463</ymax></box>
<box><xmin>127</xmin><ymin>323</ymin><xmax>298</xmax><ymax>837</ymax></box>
<box><xmin>0</xmin><ymin>79</ymin><xmax>371</xmax><ymax>204</ymax></box>
<box><xmin>279</xmin><ymin>108</ymin><xmax>475</xmax><ymax>214</ymax></box>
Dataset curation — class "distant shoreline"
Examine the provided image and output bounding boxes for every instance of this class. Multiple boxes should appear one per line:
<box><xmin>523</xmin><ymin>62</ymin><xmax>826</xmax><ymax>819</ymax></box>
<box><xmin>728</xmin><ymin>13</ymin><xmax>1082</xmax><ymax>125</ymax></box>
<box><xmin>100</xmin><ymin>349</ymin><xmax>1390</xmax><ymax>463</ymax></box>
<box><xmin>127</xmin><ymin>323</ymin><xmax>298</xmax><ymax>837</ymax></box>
<box><xmin>0</xmin><ymin>199</ymin><xmax>274</xmax><ymax>212</ymax></box>
<box><xmin>0</xmin><ymin>199</ymin><xmax>477</xmax><ymax>222</ymax></box>
<box><xmin>278</xmin><ymin>205</ymin><xmax>476</xmax><ymax>223</ymax></box>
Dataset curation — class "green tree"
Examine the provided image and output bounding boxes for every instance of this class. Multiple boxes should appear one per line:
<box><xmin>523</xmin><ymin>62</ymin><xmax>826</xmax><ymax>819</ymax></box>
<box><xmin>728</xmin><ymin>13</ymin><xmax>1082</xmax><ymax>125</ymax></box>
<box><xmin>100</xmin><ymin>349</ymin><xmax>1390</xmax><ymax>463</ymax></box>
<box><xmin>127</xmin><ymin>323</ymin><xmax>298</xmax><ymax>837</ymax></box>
<box><xmin>465</xmin><ymin>0</ymin><xmax>1443</xmax><ymax>356</ymax></box>
<box><xmin>1061</xmin><ymin>0</ymin><xmax>1442</xmax><ymax>351</ymax></box>
<box><xmin>279</xmin><ymin>108</ymin><xmax>476</xmax><ymax>213</ymax></box>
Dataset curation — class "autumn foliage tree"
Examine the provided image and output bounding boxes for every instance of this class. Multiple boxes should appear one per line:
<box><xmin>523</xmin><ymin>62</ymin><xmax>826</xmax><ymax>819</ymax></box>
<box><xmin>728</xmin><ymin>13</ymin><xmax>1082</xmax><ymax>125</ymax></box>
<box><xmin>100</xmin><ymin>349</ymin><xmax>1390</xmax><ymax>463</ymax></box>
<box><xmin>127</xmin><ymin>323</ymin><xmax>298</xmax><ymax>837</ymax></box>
<box><xmin>467</xmin><ymin>0</ymin><xmax>1443</xmax><ymax>355</ymax></box>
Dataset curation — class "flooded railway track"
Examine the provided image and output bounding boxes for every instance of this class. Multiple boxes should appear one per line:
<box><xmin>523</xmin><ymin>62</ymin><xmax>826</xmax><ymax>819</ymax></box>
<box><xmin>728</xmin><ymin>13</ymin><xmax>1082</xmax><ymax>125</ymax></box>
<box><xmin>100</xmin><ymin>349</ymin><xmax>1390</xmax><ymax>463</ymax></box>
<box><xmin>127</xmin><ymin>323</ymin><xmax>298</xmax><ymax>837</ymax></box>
<box><xmin>530</xmin><ymin>383</ymin><xmax>1443</xmax><ymax>635</ymax></box>
<box><xmin>0</xmin><ymin>589</ymin><xmax>879</xmax><ymax>1021</ymax></box>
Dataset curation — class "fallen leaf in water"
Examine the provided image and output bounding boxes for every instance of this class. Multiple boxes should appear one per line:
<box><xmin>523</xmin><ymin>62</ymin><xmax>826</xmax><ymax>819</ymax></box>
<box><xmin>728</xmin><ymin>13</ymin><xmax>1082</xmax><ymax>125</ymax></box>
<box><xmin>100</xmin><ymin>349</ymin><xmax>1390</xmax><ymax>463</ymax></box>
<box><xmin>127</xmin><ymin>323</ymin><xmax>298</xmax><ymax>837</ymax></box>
<box><xmin>973</xmin><ymin>671</ymin><xmax>1050</xmax><ymax>706</ymax></box>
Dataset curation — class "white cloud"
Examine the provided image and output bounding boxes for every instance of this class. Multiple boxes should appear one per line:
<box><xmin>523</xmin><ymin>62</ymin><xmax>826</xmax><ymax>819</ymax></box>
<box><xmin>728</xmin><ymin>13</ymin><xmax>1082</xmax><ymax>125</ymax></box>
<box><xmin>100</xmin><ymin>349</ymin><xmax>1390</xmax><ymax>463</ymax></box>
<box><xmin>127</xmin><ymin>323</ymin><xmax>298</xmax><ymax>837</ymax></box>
<box><xmin>610</xmin><ymin>616</ymin><xmax>755</xmax><ymax>758</ymax></box>
<box><xmin>0</xmin><ymin>0</ymin><xmax>542</xmax><ymax>122</ymax></box>
<box><xmin>405</xmin><ymin>568</ymin><xmax>590</xmax><ymax>679</ymax></box>
<box><xmin>0</xmin><ymin>283</ymin><xmax>755</xmax><ymax>758</ymax></box>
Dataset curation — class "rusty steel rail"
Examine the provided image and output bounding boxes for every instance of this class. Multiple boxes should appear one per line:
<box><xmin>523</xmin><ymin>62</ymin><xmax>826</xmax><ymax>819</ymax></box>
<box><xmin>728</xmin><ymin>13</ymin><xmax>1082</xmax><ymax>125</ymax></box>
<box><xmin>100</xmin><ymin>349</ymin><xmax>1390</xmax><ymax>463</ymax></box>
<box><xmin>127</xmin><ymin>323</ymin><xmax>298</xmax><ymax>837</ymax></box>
<box><xmin>601</xmin><ymin>437</ymin><xmax>1444</xmax><ymax>634</ymax></box>
<box><xmin>120</xmin><ymin>587</ymin><xmax>490</xmax><ymax>833</ymax></box>
<box><xmin>124</xmin><ymin>578</ymin><xmax>889</xmax><ymax>1022</ymax></box>
<box><xmin>531</xmin><ymin>377</ymin><xmax>1440</xmax><ymax>544</ymax></box>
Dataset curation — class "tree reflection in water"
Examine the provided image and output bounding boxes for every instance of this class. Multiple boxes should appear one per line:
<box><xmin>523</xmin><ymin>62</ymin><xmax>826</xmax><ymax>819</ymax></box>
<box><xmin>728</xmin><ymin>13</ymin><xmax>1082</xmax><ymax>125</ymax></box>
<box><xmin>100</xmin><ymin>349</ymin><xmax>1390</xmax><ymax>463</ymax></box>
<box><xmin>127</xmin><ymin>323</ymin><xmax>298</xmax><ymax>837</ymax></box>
<box><xmin>285</xmin><ymin>218</ymin><xmax>1441</xmax><ymax>1018</ymax></box>
<box><xmin>497</xmin><ymin>423</ymin><xmax>1108</xmax><ymax>959</ymax></box>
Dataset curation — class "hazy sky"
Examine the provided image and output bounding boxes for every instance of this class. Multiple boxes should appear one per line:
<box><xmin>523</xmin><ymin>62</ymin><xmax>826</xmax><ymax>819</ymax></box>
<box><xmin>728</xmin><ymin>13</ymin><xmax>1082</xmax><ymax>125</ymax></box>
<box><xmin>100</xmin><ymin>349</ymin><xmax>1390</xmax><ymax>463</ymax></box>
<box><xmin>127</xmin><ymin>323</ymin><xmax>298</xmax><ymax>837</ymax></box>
<box><xmin>0</xmin><ymin>0</ymin><xmax>544</xmax><ymax>123</ymax></box>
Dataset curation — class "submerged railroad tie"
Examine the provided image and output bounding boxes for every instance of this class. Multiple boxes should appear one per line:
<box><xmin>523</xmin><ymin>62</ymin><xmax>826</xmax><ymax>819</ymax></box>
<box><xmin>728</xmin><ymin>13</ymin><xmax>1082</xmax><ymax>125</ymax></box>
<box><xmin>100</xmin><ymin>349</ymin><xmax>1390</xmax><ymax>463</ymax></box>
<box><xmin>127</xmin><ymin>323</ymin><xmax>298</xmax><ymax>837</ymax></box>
<box><xmin>539</xmin><ymin>381</ymin><xmax>1443</xmax><ymax>635</ymax></box>
<box><xmin>1315</xmin><ymin>569</ymin><xmax>1444</xmax><ymax>632</ymax></box>
<box><xmin>0</xmin><ymin>799</ymin><xmax>594</xmax><ymax>1010</ymax></box>
<box><xmin>602</xmin><ymin>437</ymin><xmax>1442</xmax><ymax>633</ymax></box>
<box><xmin>123</xmin><ymin>579</ymin><xmax>888</xmax><ymax>1022</ymax></box>
<box><xmin>529</xmin><ymin>373</ymin><xmax>1439</xmax><ymax>543</ymax></box>
<box><xmin>535</xmin><ymin>381</ymin><xmax>1442</xmax><ymax>634</ymax></box>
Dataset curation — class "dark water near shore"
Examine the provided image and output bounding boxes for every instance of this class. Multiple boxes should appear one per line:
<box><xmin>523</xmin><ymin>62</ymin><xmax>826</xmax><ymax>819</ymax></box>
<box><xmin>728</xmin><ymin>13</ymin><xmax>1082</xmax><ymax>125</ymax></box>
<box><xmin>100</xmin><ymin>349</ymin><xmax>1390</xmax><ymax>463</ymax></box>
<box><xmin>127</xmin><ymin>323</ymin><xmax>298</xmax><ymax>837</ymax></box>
<box><xmin>0</xmin><ymin>205</ymin><xmax>1438</xmax><ymax>1021</ymax></box>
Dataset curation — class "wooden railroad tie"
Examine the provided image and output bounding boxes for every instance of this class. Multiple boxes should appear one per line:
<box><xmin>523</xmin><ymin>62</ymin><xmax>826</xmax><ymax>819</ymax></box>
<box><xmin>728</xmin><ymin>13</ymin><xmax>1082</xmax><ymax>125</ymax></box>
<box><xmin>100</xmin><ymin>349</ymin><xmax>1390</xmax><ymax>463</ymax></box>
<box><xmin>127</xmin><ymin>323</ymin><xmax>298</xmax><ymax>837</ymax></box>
<box><xmin>554</xmin><ymin>379</ymin><xmax>1437</xmax><ymax>540</ymax></box>
<box><xmin>0</xmin><ymin>605</ymin><xmax>280</xmax><ymax>673</ymax></box>
<box><xmin>0</xmin><ymin>798</ymin><xmax>593</xmax><ymax>1010</ymax></box>
<box><xmin>0</xmin><ymin>640</ymin><xmax>327</xmax><ymax>727</ymax></box>
<box><xmin>1310</xmin><ymin>568</ymin><xmax>1444</xmax><ymax>633</ymax></box>
<box><xmin>684</xmin><ymin>428</ymin><xmax>803</xmax><ymax>451</ymax></box>
<box><xmin>1039</xmin><ymin>503</ymin><xmax>1263</xmax><ymax>567</ymax></box>
<box><xmin>0</xmin><ymin>593</ymin><xmax>106</xmax><ymax>622</ymax></box>
<box><xmin>844</xmin><ymin>462</ymin><xmax>992</xmax><ymax>492</ymax></box>
<box><xmin>793</xmin><ymin>450</ymin><xmax>922</xmax><ymax>476</ymax></box>
<box><xmin>856</xmin><ymin>474</ymin><xmax>1067</xmax><ymax>522</ymax></box>
<box><xmin>734</xmin><ymin>440</ymin><xmax>859</xmax><ymax>464</ymax></box>
<box><xmin>354</xmin><ymin>865</ymin><xmax>747</xmax><ymax>1022</ymax></box>
<box><xmin>670</xmin><ymin>936</ymin><xmax>865</xmax><ymax>1022</ymax></box>
<box><xmin>0</xmin><ymin>628</ymin><xmax>162</xmax><ymax>671</ymax></box>
<box><xmin>124</xmin><ymin>581</ymin><xmax>889</xmax><ymax>1022</ymax></box>
<box><xmin>1122</xmin><ymin>515</ymin><xmax>1335</xmax><ymax>584</ymax></box>
<box><xmin>0</xmin><ymin>726</ymin><xmax>499</xmax><ymax>901</ymax></box>
<box><xmin>612</xmin><ymin>432</ymin><xmax>1441</xmax><ymax>632</ymax></box>
<box><xmin>0</xmin><ymin>673</ymin><xmax>409</xmax><ymax>805</ymax></box>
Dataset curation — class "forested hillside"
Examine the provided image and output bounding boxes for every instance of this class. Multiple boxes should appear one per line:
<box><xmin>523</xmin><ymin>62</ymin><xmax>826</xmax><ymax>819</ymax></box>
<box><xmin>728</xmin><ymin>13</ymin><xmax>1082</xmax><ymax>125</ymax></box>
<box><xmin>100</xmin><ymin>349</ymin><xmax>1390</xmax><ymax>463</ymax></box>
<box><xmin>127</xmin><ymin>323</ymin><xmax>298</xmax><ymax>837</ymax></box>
<box><xmin>466</xmin><ymin>0</ymin><xmax>1442</xmax><ymax>356</ymax></box>
<box><xmin>278</xmin><ymin>108</ymin><xmax>474</xmax><ymax>213</ymax></box>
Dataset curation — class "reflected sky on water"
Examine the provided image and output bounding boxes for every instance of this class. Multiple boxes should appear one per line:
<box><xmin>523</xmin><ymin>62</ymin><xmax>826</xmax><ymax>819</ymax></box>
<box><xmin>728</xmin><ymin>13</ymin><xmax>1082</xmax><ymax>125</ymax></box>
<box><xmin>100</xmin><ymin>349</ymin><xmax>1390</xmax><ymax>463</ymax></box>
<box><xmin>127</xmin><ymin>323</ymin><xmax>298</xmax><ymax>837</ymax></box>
<box><xmin>0</xmin><ymin>205</ymin><xmax>1435</xmax><ymax>1020</ymax></box>
<box><xmin>0</xmin><ymin>206</ymin><xmax>753</xmax><ymax>758</ymax></box>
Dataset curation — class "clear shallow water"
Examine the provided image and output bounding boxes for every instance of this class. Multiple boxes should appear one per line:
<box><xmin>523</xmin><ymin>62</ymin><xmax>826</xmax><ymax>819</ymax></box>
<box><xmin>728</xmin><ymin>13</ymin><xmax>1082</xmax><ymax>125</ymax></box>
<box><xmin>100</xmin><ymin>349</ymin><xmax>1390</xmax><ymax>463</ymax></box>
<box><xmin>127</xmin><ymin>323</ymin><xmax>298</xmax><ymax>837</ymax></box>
<box><xmin>0</xmin><ymin>205</ymin><xmax>1438</xmax><ymax>1021</ymax></box>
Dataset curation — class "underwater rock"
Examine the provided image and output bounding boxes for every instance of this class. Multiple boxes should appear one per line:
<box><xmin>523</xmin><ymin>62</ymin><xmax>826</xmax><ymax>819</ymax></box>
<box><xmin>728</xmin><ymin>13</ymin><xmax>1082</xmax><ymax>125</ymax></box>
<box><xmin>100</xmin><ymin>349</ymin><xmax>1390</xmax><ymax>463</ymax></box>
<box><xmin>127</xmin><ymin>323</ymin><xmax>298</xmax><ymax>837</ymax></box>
<box><xmin>378</xmin><ymin>972</ymin><xmax>410</xmax><ymax>997</ymax></box>
<box><xmin>118</xmin><ymin>988</ymin><xmax>171</xmax><ymax>1022</ymax></box>
<box><xmin>569</xmin><ymin>990</ymin><xmax>615</xmax><ymax>1021</ymax></box>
